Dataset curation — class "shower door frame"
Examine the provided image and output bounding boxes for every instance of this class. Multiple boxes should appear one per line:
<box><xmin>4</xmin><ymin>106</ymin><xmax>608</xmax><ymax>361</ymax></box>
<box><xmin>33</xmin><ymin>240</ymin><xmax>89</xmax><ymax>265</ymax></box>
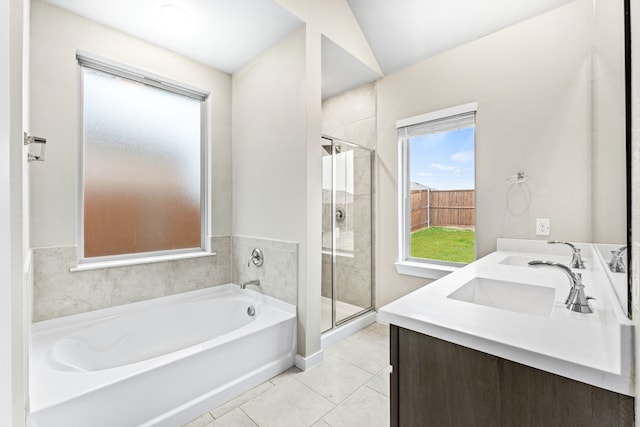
<box><xmin>322</xmin><ymin>135</ymin><xmax>375</xmax><ymax>332</ymax></box>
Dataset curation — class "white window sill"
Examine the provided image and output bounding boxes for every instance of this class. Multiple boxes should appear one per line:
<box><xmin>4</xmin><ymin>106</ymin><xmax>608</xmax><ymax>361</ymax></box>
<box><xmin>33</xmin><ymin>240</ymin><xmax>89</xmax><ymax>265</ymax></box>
<box><xmin>70</xmin><ymin>251</ymin><xmax>217</xmax><ymax>272</ymax></box>
<box><xmin>394</xmin><ymin>260</ymin><xmax>460</xmax><ymax>280</ymax></box>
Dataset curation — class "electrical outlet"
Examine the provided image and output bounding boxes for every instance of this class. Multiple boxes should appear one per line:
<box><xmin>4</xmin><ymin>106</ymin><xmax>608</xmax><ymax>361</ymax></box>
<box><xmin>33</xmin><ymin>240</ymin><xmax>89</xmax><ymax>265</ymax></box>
<box><xmin>536</xmin><ymin>218</ymin><xmax>550</xmax><ymax>236</ymax></box>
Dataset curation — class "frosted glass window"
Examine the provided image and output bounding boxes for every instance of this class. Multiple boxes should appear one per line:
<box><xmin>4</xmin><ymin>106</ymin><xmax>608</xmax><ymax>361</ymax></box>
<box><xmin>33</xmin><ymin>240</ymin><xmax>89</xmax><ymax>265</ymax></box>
<box><xmin>80</xmin><ymin>65</ymin><xmax>205</xmax><ymax>259</ymax></box>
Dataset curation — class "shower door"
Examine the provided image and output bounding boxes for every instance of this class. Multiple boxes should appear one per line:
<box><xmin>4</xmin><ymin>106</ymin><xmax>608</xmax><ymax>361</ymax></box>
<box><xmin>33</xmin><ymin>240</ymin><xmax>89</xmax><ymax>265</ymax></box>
<box><xmin>321</xmin><ymin>136</ymin><xmax>373</xmax><ymax>333</ymax></box>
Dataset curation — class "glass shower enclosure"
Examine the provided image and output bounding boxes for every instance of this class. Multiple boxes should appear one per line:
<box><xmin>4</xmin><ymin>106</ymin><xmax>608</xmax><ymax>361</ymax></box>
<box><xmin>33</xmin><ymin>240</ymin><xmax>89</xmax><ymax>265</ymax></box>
<box><xmin>321</xmin><ymin>136</ymin><xmax>374</xmax><ymax>332</ymax></box>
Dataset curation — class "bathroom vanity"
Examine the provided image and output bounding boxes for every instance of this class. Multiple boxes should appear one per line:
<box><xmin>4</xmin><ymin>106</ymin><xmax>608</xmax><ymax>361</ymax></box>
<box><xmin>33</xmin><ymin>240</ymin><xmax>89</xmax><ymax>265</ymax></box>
<box><xmin>379</xmin><ymin>239</ymin><xmax>634</xmax><ymax>426</ymax></box>
<box><xmin>389</xmin><ymin>326</ymin><xmax>632</xmax><ymax>426</ymax></box>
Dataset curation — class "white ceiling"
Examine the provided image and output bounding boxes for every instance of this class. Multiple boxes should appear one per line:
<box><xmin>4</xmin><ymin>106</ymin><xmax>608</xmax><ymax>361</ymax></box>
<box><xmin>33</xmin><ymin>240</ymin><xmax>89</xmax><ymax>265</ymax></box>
<box><xmin>347</xmin><ymin>0</ymin><xmax>573</xmax><ymax>75</ymax></box>
<box><xmin>321</xmin><ymin>36</ymin><xmax>381</xmax><ymax>100</ymax></box>
<box><xmin>42</xmin><ymin>0</ymin><xmax>574</xmax><ymax>98</ymax></box>
<box><xmin>43</xmin><ymin>0</ymin><xmax>304</xmax><ymax>74</ymax></box>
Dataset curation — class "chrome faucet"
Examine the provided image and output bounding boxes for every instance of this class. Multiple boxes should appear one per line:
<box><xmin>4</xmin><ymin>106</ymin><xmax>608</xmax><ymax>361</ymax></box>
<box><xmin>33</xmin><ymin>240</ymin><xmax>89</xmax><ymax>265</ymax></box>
<box><xmin>240</xmin><ymin>279</ymin><xmax>260</xmax><ymax>290</ymax></box>
<box><xmin>547</xmin><ymin>241</ymin><xmax>585</xmax><ymax>269</ymax></box>
<box><xmin>528</xmin><ymin>260</ymin><xmax>593</xmax><ymax>313</ymax></box>
<box><xmin>608</xmin><ymin>246</ymin><xmax>627</xmax><ymax>273</ymax></box>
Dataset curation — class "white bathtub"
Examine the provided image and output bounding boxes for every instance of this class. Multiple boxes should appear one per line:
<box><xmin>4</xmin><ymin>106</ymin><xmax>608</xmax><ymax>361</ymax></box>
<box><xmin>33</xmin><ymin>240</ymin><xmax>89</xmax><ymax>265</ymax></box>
<box><xmin>28</xmin><ymin>284</ymin><xmax>297</xmax><ymax>427</ymax></box>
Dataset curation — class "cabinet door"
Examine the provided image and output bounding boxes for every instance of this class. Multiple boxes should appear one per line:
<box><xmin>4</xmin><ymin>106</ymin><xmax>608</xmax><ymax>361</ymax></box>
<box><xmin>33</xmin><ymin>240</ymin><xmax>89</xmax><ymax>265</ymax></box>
<box><xmin>391</xmin><ymin>326</ymin><xmax>634</xmax><ymax>427</ymax></box>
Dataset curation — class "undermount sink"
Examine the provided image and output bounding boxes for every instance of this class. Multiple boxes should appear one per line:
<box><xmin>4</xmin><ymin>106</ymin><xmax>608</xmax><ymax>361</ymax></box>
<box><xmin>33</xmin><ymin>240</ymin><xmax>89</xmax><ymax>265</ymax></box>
<box><xmin>447</xmin><ymin>277</ymin><xmax>556</xmax><ymax>318</ymax></box>
<box><xmin>499</xmin><ymin>254</ymin><xmax>590</xmax><ymax>271</ymax></box>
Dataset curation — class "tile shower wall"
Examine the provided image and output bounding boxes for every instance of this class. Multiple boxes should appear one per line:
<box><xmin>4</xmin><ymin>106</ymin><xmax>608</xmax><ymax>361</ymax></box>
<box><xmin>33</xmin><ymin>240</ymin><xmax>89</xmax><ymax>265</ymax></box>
<box><xmin>322</xmin><ymin>83</ymin><xmax>376</xmax><ymax>151</ymax></box>
<box><xmin>232</xmin><ymin>236</ymin><xmax>298</xmax><ymax>306</ymax></box>
<box><xmin>33</xmin><ymin>236</ymin><xmax>232</xmax><ymax>321</ymax></box>
<box><xmin>321</xmin><ymin>83</ymin><xmax>376</xmax><ymax>309</ymax></box>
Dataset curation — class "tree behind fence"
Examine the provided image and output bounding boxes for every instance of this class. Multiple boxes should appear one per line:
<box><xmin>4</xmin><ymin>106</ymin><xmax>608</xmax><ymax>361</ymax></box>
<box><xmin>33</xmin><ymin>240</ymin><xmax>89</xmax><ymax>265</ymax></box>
<box><xmin>410</xmin><ymin>189</ymin><xmax>475</xmax><ymax>232</ymax></box>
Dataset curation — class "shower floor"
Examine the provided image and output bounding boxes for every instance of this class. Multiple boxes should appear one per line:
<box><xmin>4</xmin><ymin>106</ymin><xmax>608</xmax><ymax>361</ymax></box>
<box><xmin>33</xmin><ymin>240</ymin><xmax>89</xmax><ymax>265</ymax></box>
<box><xmin>321</xmin><ymin>296</ymin><xmax>366</xmax><ymax>332</ymax></box>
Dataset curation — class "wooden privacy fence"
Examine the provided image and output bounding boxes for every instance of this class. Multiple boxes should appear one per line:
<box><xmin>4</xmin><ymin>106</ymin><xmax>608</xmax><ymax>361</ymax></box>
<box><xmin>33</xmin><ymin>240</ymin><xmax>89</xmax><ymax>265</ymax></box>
<box><xmin>411</xmin><ymin>189</ymin><xmax>475</xmax><ymax>232</ymax></box>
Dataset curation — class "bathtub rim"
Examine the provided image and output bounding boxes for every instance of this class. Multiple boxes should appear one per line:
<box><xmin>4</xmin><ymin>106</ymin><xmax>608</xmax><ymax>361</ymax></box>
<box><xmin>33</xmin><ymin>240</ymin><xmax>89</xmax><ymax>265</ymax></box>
<box><xmin>31</xmin><ymin>283</ymin><xmax>295</xmax><ymax>334</ymax></box>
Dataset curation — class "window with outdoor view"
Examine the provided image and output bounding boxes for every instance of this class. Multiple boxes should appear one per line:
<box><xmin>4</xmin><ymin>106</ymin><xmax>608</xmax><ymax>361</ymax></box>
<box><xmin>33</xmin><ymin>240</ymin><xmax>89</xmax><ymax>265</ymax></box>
<box><xmin>78</xmin><ymin>54</ymin><xmax>208</xmax><ymax>261</ymax></box>
<box><xmin>398</xmin><ymin>103</ymin><xmax>476</xmax><ymax>267</ymax></box>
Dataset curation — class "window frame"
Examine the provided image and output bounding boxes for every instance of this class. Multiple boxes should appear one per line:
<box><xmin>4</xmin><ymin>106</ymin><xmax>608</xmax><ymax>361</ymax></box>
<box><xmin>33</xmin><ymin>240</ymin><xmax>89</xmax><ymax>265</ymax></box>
<box><xmin>75</xmin><ymin>52</ymin><xmax>211</xmax><ymax>268</ymax></box>
<box><xmin>396</xmin><ymin>102</ymin><xmax>478</xmax><ymax>279</ymax></box>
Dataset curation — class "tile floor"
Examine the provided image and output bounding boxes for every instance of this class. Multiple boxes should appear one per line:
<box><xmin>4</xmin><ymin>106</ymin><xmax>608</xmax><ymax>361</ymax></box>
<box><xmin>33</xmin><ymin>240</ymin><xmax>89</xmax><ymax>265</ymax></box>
<box><xmin>183</xmin><ymin>322</ymin><xmax>391</xmax><ymax>427</ymax></box>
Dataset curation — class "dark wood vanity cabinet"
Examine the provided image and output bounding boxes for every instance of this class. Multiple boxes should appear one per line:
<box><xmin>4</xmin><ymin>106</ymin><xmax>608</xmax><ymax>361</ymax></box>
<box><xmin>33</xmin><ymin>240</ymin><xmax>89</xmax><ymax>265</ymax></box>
<box><xmin>390</xmin><ymin>325</ymin><xmax>634</xmax><ymax>427</ymax></box>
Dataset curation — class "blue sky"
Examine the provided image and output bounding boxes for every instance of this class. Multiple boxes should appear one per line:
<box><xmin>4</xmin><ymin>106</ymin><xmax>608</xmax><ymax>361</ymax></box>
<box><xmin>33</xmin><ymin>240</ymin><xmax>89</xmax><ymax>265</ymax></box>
<box><xmin>410</xmin><ymin>127</ymin><xmax>475</xmax><ymax>190</ymax></box>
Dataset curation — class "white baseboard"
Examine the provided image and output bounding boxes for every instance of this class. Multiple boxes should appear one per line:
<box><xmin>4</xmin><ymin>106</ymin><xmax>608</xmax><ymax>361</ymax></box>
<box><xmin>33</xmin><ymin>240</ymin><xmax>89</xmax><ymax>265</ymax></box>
<box><xmin>294</xmin><ymin>349</ymin><xmax>324</xmax><ymax>371</ymax></box>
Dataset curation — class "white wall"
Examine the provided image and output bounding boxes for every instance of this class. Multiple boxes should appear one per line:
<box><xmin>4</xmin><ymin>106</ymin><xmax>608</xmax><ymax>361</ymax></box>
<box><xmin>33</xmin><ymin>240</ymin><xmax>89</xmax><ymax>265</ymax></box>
<box><xmin>0</xmin><ymin>0</ymin><xmax>12</xmax><ymax>418</ymax></box>
<box><xmin>29</xmin><ymin>0</ymin><xmax>232</xmax><ymax>248</ymax></box>
<box><xmin>303</xmin><ymin>27</ymin><xmax>323</xmax><ymax>358</ymax></box>
<box><xmin>1</xmin><ymin>0</ymin><xmax>28</xmax><ymax>424</ymax></box>
<box><xmin>231</xmin><ymin>27</ymin><xmax>320</xmax><ymax>356</ymax></box>
<box><xmin>376</xmin><ymin>0</ymin><xmax>626</xmax><ymax>306</ymax></box>
<box><xmin>232</xmin><ymin>29</ymin><xmax>307</xmax><ymax>243</ymax></box>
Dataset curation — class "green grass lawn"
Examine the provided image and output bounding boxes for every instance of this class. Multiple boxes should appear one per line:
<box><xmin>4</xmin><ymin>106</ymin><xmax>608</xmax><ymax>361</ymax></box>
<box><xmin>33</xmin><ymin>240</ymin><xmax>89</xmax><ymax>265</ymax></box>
<box><xmin>410</xmin><ymin>226</ymin><xmax>475</xmax><ymax>264</ymax></box>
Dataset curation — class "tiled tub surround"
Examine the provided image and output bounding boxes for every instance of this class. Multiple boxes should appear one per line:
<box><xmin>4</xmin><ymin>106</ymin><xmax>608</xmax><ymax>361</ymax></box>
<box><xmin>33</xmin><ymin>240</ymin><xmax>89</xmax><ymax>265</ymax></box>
<box><xmin>28</xmin><ymin>285</ymin><xmax>296</xmax><ymax>427</ymax></box>
<box><xmin>32</xmin><ymin>236</ymin><xmax>232</xmax><ymax>321</ymax></box>
<box><xmin>232</xmin><ymin>236</ymin><xmax>298</xmax><ymax>306</ymax></box>
<box><xmin>33</xmin><ymin>235</ymin><xmax>299</xmax><ymax>321</ymax></box>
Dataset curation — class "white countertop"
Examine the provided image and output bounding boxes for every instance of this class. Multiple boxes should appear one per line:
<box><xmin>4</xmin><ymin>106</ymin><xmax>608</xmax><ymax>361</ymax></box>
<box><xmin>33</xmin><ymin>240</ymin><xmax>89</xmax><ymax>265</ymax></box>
<box><xmin>378</xmin><ymin>239</ymin><xmax>634</xmax><ymax>396</ymax></box>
